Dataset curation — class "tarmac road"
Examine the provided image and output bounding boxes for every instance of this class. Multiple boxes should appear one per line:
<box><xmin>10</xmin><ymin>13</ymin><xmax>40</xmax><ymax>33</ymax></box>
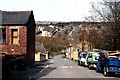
<box><xmin>31</xmin><ymin>55</ymin><xmax>120</xmax><ymax>79</ymax></box>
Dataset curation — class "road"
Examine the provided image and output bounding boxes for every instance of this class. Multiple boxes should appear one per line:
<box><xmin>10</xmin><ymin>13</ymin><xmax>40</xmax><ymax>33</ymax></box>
<box><xmin>30</xmin><ymin>55</ymin><xmax>120</xmax><ymax>79</ymax></box>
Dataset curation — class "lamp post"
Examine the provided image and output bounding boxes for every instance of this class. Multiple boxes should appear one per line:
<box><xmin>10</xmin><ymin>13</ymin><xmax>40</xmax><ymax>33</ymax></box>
<box><xmin>69</xmin><ymin>44</ymin><xmax>72</xmax><ymax>59</ymax></box>
<box><xmin>82</xmin><ymin>33</ymin><xmax>85</xmax><ymax>51</ymax></box>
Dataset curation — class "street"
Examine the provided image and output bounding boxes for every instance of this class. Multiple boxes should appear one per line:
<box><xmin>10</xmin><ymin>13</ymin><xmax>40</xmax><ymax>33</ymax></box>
<box><xmin>31</xmin><ymin>55</ymin><xmax>119</xmax><ymax>79</ymax></box>
<box><xmin>1</xmin><ymin>1</ymin><xmax>120</xmax><ymax>80</ymax></box>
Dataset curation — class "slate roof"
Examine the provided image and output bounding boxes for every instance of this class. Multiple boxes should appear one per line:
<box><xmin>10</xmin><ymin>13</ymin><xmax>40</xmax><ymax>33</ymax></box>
<box><xmin>2</xmin><ymin>11</ymin><xmax>32</xmax><ymax>26</ymax></box>
<box><xmin>43</xmin><ymin>26</ymin><xmax>54</xmax><ymax>32</ymax></box>
<box><xmin>35</xmin><ymin>42</ymin><xmax>46</xmax><ymax>53</ymax></box>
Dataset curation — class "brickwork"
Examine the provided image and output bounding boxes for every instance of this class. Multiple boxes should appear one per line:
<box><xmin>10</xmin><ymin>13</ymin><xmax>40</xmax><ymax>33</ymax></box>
<box><xmin>1</xmin><ymin>11</ymin><xmax>36</xmax><ymax>67</ymax></box>
<box><xmin>1</xmin><ymin>26</ymin><xmax>27</xmax><ymax>55</ymax></box>
<box><xmin>26</xmin><ymin>13</ymin><xmax>35</xmax><ymax>65</ymax></box>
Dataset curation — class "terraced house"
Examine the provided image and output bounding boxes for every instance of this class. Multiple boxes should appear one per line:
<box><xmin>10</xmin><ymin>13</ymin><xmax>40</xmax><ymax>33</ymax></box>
<box><xmin>0</xmin><ymin>11</ymin><xmax>36</xmax><ymax>69</ymax></box>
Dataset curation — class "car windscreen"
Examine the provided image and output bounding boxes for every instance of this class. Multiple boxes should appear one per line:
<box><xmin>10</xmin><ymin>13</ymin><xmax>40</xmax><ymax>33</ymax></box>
<box><xmin>83</xmin><ymin>54</ymin><xmax>87</xmax><ymax>58</ymax></box>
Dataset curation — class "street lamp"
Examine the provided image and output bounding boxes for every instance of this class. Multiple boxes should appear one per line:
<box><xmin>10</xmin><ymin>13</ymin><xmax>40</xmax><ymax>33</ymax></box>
<box><xmin>82</xmin><ymin>34</ymin><xmax>85</xmax><ymax>52</ymax></box>
<box><xmin>69</xmin><ymin>44</ymin><xmax>72</xmax><ymax>59</ymax></box>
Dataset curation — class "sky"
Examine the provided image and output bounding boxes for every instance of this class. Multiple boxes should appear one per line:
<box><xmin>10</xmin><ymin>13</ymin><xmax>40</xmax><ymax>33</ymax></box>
<box><xmin>0</xmin><ymin>0</ymin><xmax>97</xmax><ymax>21</ymax></box>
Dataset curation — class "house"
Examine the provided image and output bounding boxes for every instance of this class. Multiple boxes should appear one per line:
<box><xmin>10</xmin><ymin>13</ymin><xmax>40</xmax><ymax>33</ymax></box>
<box><xmin>72</xmin><ymin>46</ymin><xmax>79</xmax><ymax>61</ymax></box>
<box><xmin>36</xmin><ymin>25</ymin><xmax>54</xmax><ymax>37</ymax></box>
<box><xmin>71</xmin><ymin>42</ymin><xmax>89</xmax><ymax>61</ymax></box>
<box><xmin>35</xmin><ymin>42</ymin><xmax>48</xmax><ymax>61</ymax></box>
<box><xmin>0</xmin><ymin>11</ymin><xmax>36</xmax><ymax>68</ymax></box>
<box><xmin>66</xmin><ymin>44</ymin><xmax>73</xmax><ymax>59</ymax></box>
<box><xmin>48</xmin><ymin>25</ymin><xmax>54</xmax><ymax>28</ymax></box>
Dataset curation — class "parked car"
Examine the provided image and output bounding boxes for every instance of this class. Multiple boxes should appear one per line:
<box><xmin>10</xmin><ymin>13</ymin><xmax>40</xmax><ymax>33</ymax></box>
<box><xmin>86</xmin><ymin>49</ymin><xmax>100</xmax><ymax>69</ymax></box>
<box><xmin>62</xmin><ymin>55</ymin><xmax>66</xmax><ymax>58</ymax></box>
<box><xmin>88</xmin><ymin>49</ymin><xmax>101</xmax><ymax>53</ymax></box>
<box><xmin>96</xmin><ymin>51</ymin><xmax>120</xmax><ymax>76</ymax></box>
<box><xmin>78</xmin><ymin>52</ymin><xmax>87</xmax><ymax>66</ymax></box>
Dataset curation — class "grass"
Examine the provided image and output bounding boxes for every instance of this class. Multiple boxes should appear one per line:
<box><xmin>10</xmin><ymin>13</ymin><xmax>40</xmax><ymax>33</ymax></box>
<box><xmin>74</xmin><ymin>60</ymin><xmax>78</xmax><ymax>63</ymax></box>
<box><xmin>59</xmin><ymin>52</ymin><xmax>66</xmax><ymax>55</ymax></box>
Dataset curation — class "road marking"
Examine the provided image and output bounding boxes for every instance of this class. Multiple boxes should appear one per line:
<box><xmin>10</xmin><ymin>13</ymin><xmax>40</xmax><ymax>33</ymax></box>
<box><xmin>64</xmin><ymin>58</ymin><xmax>67</xmax><ymax>60</ymax></box>
<box><xmin>44</xmin><ymin>66</ymin><xmax>86</xmax><ymax>69</ymax></box>
<box><xmin>49</xmin><ymin>60</ymin><xmax>54</xmax><ymax>63</ymax></box>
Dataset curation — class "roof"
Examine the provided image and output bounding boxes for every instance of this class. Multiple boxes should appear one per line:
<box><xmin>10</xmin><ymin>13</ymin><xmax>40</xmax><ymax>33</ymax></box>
<box><xmin>35</xmin><ymin>42</ymin><xmax>46</xmax><ymax>53</ymax></box>
<box><xmin>43</xmin><ymin>26</ymin><xmax>54</xmax><ymax>32</ymax></box>
<box><xmin>36</xmin><ymin>26</ymin><xmax>54</xmax><ymax>32</ymax></box>
<box><xmin>2</xmin><ymin>11</ymin><xmax>32</xmax><ymax>26</ymax></box>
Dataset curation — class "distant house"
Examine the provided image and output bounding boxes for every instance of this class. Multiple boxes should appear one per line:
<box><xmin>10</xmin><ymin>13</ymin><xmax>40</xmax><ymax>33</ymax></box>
<box><xmin>35</xmin><ymin>42</ymin><xmax>46</xmax><ymax>53</ymax></box>
<box><xmin>36</xmin><ymin>25</ymin><xmax>54</xmax><ymax>37</ymax></box>
<box><xmin>0</xmin><ymin>11</ymin><xmax>36</xmax><ymax>67</ymax></box>
<box><xmin>48</xmin><ymin>25</ymin><xmax>54</xmax><ymax>28</ymax></box>
<box><xmin>35</xmin><ymin>42</ymin><xmax>48</xmax><ymax>61</ymax></box>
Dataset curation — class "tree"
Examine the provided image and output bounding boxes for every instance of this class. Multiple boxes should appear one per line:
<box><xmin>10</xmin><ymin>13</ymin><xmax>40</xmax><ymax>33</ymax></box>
<box><xmin>86</xmin><ymin>0</ymin><xmax>120</xmax><ymax>50</ymax></box>
<box><xmin>36</xmin><ymin>36</ymin><xmax>70</xmax><ymax>54</ymax></box>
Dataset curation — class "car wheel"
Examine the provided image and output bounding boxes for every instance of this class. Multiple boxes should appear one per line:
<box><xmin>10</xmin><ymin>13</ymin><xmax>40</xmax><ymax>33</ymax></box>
<box><xmin>80</xmin><ymin>61</ymin><xmax>82</xmax><ymax>66</ymax></box>
<box><xmin>103</xmin><ymin>67</ymin><xmax>109</xmax><ymax>76</ymax></box>
<box><xmin>78</xmin><ymin>60</ymin><xmax>80</xmax><ymax>66</ymax></box>
<box><xmin>88</xmin><ymin>64</ymin><xmax>91</xmax><ymax>69</ymax></box>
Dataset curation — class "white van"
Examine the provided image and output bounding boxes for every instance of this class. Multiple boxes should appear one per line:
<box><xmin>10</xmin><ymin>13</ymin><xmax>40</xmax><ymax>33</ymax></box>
<box><xmin>78</xmin><ymin>52</ymin><xmax>87</xmax><ymax>66</ymax></box>
<box><xmin>86</xmin><ymin>49</ymin><xmax>100</xmax><ymax>69</ymax></box>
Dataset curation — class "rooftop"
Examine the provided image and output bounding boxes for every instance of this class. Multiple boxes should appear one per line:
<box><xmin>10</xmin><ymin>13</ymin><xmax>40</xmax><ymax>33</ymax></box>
<box><xmin>2</xmin><ymin>11</ymin><xmax>33</xmax><ymax>26</ymax></box>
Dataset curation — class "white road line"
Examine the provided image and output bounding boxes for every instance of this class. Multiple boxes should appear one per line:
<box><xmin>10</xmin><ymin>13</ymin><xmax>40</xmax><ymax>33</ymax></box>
<box><xmin>45</xmin><ymin>66</ymin><xmax>86</xmax><ymax>69</ymax></box>
<box><xmin>40</xmin><ymin>60</ymin><xmax>52</xmax><ymax>73</ymax></box>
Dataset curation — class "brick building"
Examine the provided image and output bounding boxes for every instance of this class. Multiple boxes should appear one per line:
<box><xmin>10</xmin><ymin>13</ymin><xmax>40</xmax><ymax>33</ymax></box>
<box><xmin>0</xmin><ymin>11</ymin><xmax>36</xmax><ymax>67</ymax></box>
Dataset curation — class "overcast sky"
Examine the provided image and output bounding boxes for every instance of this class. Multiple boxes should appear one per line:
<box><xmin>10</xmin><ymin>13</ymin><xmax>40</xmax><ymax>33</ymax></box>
<box><xmin>0</xmin><ymin>0</ymin><xmax>97</xmax><ymax>21</ymax></box>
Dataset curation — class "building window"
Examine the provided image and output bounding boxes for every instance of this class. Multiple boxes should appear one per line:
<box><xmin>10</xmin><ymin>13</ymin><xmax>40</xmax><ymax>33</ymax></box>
<box><xmin>2</xmin><ymin>28</ymin><xmax>6</xmax><ymax>43</ymax></box>
<box><xmin>11</xmin><ymin>29</ymin><xmax>19</xmax><ymax>44</ymax></box>
<box><xmin>0</xmin><ymin>28</ymin><xmax>2</xmax><ymax>43</ymax></box>
<box><xmin>0</xmin><ymin>28</ymin><xmax>6</xmax><ymax>43</ymax></box>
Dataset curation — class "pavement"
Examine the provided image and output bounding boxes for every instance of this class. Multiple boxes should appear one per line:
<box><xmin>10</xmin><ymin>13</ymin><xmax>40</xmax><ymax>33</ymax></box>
<box><xmin>9</xmin><ymin>59</ymin><xmax>51</xmax><ymax>80</ymax></box>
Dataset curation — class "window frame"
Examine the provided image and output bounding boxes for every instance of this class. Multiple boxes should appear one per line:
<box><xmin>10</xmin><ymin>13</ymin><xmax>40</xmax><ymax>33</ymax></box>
<box><xmin>11</xmin><ymin>28</ymin><xmax>19</xmax><ymax>45</ymax></box>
